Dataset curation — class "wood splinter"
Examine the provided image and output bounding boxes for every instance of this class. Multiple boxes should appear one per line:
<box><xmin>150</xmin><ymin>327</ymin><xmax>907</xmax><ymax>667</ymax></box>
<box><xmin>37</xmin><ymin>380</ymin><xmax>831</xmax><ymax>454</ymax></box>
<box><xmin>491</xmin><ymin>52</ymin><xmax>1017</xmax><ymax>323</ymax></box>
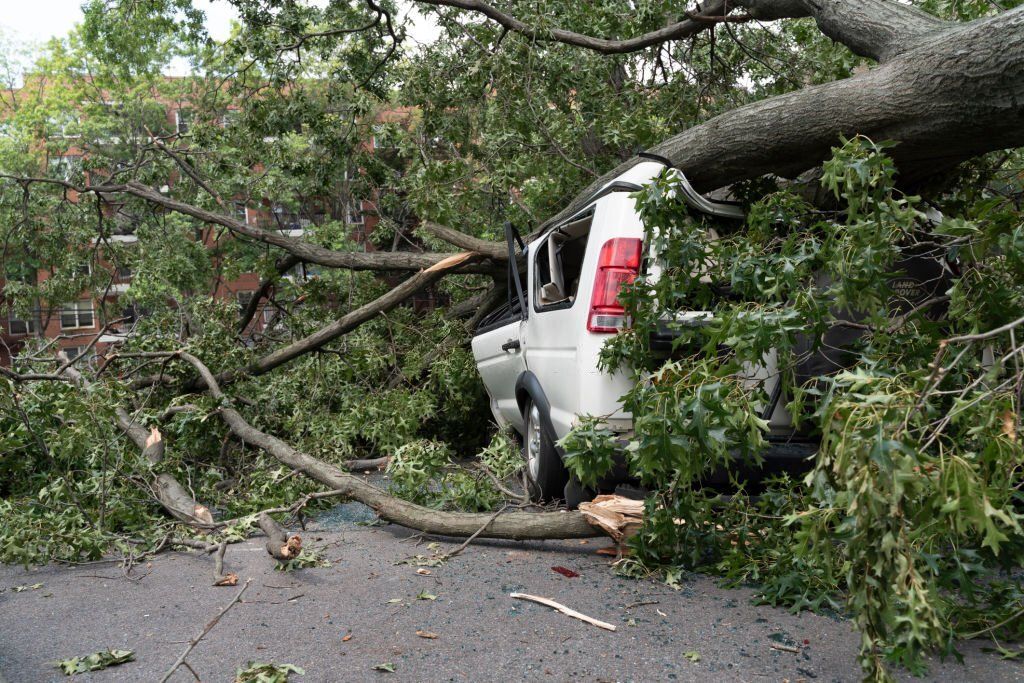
<box><xmin>510</xmin><ymin>592</ymin><xmax>617</xmax><ymax>631</ymax></box>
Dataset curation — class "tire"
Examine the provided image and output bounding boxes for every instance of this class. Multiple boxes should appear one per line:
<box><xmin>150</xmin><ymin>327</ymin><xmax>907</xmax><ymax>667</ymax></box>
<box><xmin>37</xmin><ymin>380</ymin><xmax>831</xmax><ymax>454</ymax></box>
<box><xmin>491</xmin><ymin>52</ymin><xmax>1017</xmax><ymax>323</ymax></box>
<box><xmin>563</xmin><ymin>477</ymin><xmax>595</xmax><ymax>510</ymax></box>
<box><xmin>523</xmin><ymin>401</ymin><xmax>568</xmax><ymax>502</ymax></box>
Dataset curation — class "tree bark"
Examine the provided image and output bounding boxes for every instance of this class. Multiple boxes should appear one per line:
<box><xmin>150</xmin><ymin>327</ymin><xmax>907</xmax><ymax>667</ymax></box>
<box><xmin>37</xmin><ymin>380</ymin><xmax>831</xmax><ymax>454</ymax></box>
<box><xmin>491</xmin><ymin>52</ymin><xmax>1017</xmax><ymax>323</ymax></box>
<box><xmin>113</xmin><ymin>407</ymin><xmax>215</xmax><ymax>525</ymax></box>
<box><xmin>344</xmin><ymin>456</ymin><xmax>390</xmax><ymax>471</ymax></box>
<box><xmin>739</xmin><ymin>0</ymin><xmax>950</xmax><ymax>62</ymax></box>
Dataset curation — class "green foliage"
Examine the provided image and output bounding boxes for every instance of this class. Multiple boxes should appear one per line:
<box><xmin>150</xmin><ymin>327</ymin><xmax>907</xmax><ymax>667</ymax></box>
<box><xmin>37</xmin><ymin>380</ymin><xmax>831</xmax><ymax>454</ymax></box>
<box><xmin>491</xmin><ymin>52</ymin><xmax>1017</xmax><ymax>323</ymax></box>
<box><xmin>275</xmin><ymin>545</ymin><xmax>331</xmax><ymax>572</ymax></box>
<box><xmin>57</xmin><ymin>648</ymin><xmax>134</xmax><ymax>675</ymax></box>
<box><xmin>562</xmin><ymin>137</ymin><xmax>1024</xmax><ymax>680</ymax></box>
<box><xmin>235</xmin><ymin>661</ymin><xmax>305</xmax><ymax>683</ymax></box>
<box><xmin>2</xmin><ymin>6</ymin><xmax>1023</xmax><ymax>683</ymax></box>
<box><xmin>386</xmin><ymin>431</ymin><xmax>522</xmax><ymax>511</ymax></box>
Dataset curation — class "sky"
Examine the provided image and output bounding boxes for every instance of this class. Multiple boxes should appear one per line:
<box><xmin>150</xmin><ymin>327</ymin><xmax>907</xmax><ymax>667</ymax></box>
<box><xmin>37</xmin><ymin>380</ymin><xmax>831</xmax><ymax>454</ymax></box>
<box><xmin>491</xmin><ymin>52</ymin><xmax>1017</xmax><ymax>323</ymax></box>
<box><xmin>1</xmin><ymin>0</ymin><xmax>240</xmax><ymax>44</ymax></box>
<box><xmin>0</xmin><ymin>0</ymin><xmax>439</xmax><ymax>55</ymax></box>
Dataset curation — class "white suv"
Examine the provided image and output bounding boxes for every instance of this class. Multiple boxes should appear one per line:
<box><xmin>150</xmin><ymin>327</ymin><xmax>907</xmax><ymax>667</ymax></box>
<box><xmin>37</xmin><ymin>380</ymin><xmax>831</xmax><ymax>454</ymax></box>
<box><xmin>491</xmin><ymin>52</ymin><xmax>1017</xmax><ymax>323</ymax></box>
<box><xmin>471</xmin><ymin>160</ymin><xmax>799</xmax><ymax>504</ymax></box>
<box><xmin>472</xmin><ymin>159</ymin><xmax>951</xmax><ymax>505</ymax></box>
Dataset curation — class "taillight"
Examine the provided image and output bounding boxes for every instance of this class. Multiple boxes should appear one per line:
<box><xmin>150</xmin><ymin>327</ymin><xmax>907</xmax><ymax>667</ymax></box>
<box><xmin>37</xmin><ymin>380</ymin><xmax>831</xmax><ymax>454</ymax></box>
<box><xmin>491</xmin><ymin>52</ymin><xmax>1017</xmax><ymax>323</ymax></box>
<box><xmin>587</xmin><ymin>237</ymin><xmax>642</xmax><ymax>333</ymax></box>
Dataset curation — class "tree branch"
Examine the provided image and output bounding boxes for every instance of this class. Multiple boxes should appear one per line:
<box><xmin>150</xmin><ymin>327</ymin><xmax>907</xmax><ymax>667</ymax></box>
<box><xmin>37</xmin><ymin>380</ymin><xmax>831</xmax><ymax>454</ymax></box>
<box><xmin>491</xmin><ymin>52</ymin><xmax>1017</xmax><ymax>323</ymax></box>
<box><xmin>417</xmin><ymin>0</ymin><xmax>728</xmax><ymax>54</ymax></box>
<box><xmin>122</xmin><ymin>182</ymin><xmax>502</xmax><ymax>274</ymax></box>
<box><xmin>0</xmin><ymin>174</ymin><xmax>503</xmax><ymax>275</ymax></box>
<box><xmin>127</xmin><ymin>252</ymin><xmax>482</xmax><ymax>392</ymax></box>
<box><xmin>418</xmin><ymin>0</ymin><xmax>950</xmax><ymax>61</ymax></box>
<box><xmin>739</xmin><ymin>0</ymin><xmax>951</xmax><ymax>62</ymax></box>
<box><xmin>168</xmin><ymin>351</ymin><xmax>601</xmax><ymax>541</ymax></box>
<box><xmin>238</xmin><ymin>254</ymin><xmax>302</xmax><ymax>334</ymax></box>
<box><xmin>420</xmin><ymin>221</ymin><xmax>506</xmax><ymax>260</ymax></box>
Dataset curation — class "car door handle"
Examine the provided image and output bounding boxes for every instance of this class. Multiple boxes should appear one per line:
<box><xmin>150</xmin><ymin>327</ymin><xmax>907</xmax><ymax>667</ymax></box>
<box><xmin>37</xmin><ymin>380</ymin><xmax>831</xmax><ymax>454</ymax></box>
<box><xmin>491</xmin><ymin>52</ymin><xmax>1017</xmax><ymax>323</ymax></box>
<box><xmin>501</xmin><ymin>339</ymin><xmax>521</xmax><ymax>352</ymax></box>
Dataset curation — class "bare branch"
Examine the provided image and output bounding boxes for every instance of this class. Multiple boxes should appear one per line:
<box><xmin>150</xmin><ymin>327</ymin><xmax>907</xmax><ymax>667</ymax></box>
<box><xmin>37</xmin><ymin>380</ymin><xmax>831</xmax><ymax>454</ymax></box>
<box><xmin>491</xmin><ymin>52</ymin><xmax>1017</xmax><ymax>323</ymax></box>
<box><xmin>420</xmin><ymin>221</ymin><xmax>506</xmax><ymax>259</ymax></box>
<box><xmin>238</xmin><ymin>254</ymin><xmax>302</xmax><ymax>334</ymax></box>
<box><xmin>417</xmin><ymin>0</ymin><xmax>727</xmax><ymax>54</ymax></box>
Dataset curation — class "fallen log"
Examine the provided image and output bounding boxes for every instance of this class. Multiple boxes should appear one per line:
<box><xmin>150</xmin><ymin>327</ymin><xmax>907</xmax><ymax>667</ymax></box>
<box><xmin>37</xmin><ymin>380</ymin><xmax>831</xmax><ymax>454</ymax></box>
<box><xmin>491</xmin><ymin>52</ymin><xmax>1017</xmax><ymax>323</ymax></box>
<box><xmin>171</xmin><ymin>351</ymin><xmax>602</xmax><ymax>541</ymax></box>
<box><xmin>114</xmin><ymin>408</ymin><xmax>215</xmax><ymax>526</ymax></box>
<box><xmin>57</xmin><ymin>365</ymin><xmax>217</xmax><ymax>528</ymax></box>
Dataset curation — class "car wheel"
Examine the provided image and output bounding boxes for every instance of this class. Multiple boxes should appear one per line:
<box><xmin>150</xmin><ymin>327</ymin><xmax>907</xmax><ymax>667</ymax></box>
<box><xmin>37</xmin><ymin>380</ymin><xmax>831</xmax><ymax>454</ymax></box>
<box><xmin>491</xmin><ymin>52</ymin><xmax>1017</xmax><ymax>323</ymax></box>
<box><xmin>563</xmin><ymin>477</ymin><xmax>596</xmax><ymax>510</ymax></box>
<box><xmin>524</xmin><ymin>401</ymin><xmax>568</xmax><ymax>502</ymax></box>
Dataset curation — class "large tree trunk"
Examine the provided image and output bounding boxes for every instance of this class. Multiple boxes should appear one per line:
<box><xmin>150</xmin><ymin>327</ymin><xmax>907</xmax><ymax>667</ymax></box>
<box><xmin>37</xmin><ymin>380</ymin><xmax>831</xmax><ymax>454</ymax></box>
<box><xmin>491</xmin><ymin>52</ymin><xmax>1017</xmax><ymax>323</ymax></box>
<box><xmin>541</xmin><ymin>3</ymin><xmax>1024</xmax><ymax>229</ymax></box>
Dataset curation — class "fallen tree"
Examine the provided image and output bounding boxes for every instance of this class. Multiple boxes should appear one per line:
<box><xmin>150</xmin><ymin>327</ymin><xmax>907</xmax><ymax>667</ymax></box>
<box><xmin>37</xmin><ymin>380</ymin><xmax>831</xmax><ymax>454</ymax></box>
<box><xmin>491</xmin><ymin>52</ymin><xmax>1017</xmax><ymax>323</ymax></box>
<box><xmin>2</xmin><ymin>1</ymin><xmax>1023</xmax><ymax>680</ymax></box>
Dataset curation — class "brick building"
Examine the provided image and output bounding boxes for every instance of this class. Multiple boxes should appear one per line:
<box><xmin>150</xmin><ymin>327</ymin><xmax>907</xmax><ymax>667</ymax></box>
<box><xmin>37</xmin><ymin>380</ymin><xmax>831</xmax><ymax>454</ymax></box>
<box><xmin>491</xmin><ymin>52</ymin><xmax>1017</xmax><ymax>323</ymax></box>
<box><xmin>0</xmin><ymin>88</ymin><xmax>404</xmax><ymax>367</ymax></box>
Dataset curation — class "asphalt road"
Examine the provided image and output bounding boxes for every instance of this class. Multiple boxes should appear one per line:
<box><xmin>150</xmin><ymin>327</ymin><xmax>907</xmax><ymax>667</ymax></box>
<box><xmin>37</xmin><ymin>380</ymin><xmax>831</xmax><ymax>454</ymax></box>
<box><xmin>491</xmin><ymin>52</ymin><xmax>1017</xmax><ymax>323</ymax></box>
<box><xmin>1</xmin><ymin>502</ymin><xmax>1022</xmax><ymax>683</ymax></box>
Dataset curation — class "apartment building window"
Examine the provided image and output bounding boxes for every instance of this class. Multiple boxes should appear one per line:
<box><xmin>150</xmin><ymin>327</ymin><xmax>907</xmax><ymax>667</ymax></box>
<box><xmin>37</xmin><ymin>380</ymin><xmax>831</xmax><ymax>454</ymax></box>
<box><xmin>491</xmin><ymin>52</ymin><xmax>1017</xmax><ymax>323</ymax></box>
<box><xmin>345</xmin><ymin>202</ymin><xmax>364</xmax><ymax>227</ymax></box>
<box><xmin>48</xmin><ymin>155</ymin><xmax>82</xmax><ymax>181</ymax></box>
<box><xmin>233</xmin><ymin>202</ymin><xmax>249</xmax><ymax>226</ymax></box>
<box><xmin>62</xmin><ymin>346</ymin><xmax>97</xmax><ymax>366</ymax></box>
<box><xmin>175</xmin><ymin>109</ymin><xmax>192</xmax><ymax>135</ymax></box>
<box><xmin>47</xmin><ymin>112</ymin><xmax>81</xmax><ymax>139</ymax></box>
<box><xmin>7</xmin><ymin>309</ymin><xmax>36</xmax><ymax>335</ymax></box>
<box><xmin>5</xmin><ymin>260</ymin><xmax>36</xmax><ymax>284</ymax></box>
<box><xmin>272</xmin><ymin>204</ymin><xmax>302</xmax><ymax>231</ymax></box>
<box><xmin>236</xmin><ymin>291</ymin><xmax>254</xmax><ymax>313</ymax></box>
<box><xmin>121</xmin><ymin>305</ymin><xmax>138</xmax><ymax>323</ymax></box>
<box><xmin>60</xmin><ymin>300</ymin><xmax>95</xmax><ymax>330</ymax></box>
<box><xmin>72</xmin><ymin>260</ymin><xmax>92</xmax><ymax>278</ymax></box>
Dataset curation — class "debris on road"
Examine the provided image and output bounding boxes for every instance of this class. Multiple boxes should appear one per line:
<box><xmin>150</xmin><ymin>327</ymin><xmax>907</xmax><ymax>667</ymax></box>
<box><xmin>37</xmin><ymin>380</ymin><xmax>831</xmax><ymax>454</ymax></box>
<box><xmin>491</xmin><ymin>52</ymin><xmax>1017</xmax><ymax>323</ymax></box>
<box><xmin>11</xmin><ymin>583</ymin><xmax>44</xmax><ymax>592</ymax></box>
<box><xmin>510</xmin><ymin>592</ymin><xmax>616</xmax><ymax>631</ymax></box>
<box><xmin>415</xmin><ymin>630</ymin><xmax>439</xmax><ymax>639</ymax></box>
<box><xmin>57</xmin><ymin>648</ymin><xmax>135</xmax><ymax>675</ymax></box>
<box><xmin>770</xmin><ymin>642</ymin><xmax>801</xmax><ymax>653</ymax></box>
<box><xmin>551</xmin><ymin>566</ymin><xmax>580</xmax><ymax>578</ymax></box>
<box><xmin>234</xmin><ymin>661</ymin><xmax>304</xmax><ymax>682</ymax></box>
<box><xmin>578</xmin><ymin>495</ymin><xmax>643</xmax><ymax>544</ymax></box>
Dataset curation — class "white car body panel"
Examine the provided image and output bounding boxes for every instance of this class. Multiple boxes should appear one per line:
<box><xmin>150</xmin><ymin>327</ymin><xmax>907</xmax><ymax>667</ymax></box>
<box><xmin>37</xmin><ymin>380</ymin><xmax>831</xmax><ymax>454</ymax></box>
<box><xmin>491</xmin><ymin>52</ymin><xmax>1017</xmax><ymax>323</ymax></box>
<box><xmin>471</xmin><ymin>160</ymin><xmax>792</xmax><ymax>443</ymax></box>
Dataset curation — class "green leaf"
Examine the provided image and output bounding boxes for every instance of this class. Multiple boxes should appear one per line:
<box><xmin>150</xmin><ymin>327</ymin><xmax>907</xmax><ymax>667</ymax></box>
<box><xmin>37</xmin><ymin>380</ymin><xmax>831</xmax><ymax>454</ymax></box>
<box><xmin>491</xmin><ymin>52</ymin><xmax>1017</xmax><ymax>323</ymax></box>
<box><xmin>57</xmin><ymin>649</ymin><xmax>134</xmax><ymax>675</ymax></box>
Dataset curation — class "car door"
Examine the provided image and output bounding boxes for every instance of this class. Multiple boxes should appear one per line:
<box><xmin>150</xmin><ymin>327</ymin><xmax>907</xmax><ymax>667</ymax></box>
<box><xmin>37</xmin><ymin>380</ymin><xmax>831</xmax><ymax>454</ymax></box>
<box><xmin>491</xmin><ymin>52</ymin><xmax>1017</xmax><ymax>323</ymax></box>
<box><xmin>472</xmin><ymin>314</ymin><xmax>527</xmax><ymax>433</ymax></box>
<box><xmin>470</xmin><ymin>223</ymin><xmax>529</xmax><ymax>433</ymax></box>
